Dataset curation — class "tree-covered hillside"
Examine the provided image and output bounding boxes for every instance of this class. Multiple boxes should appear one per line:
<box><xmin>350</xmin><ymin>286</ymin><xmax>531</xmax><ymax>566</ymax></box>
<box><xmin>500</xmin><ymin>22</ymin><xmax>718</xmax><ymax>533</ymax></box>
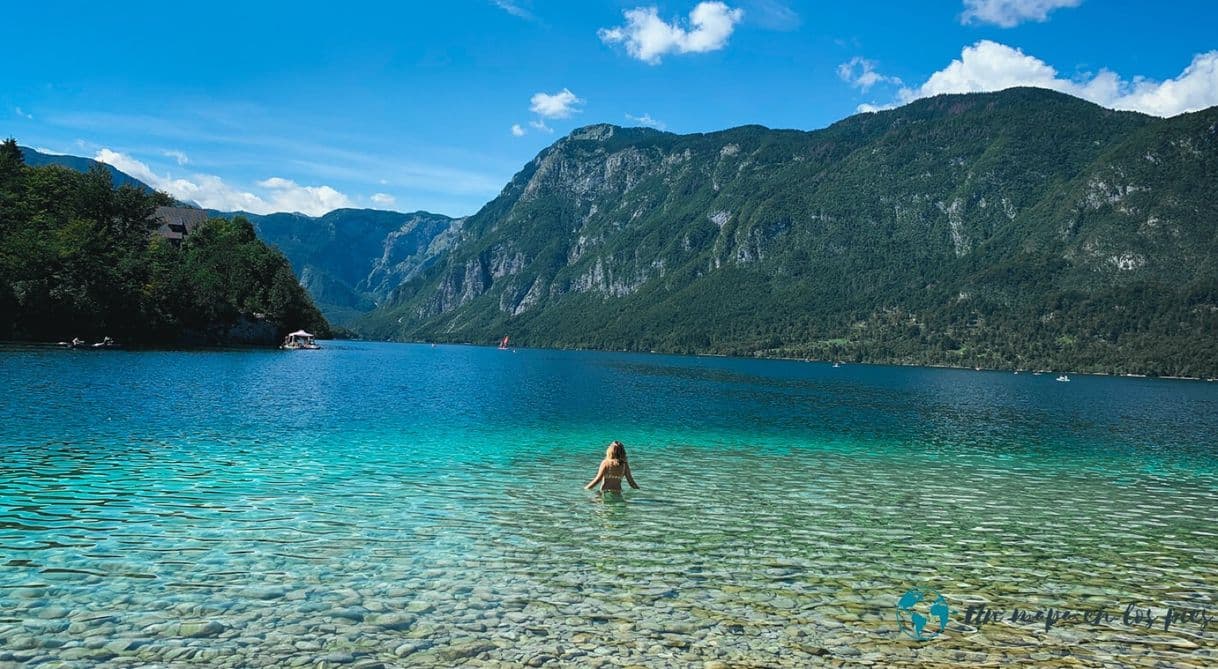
<box><xmin>0</xmin><ymin>139</ymin><xmax>328</xmax><ymax>346</ymax></box>
<box><xmin>11</xmin><ymin>149</ymin><xmax>459</xmax><ymax>329</ymax></box>
<box><xmin>360</xmin><ymin>89</ymin><xmax>1218</xmax><ymax>377</ymax></box>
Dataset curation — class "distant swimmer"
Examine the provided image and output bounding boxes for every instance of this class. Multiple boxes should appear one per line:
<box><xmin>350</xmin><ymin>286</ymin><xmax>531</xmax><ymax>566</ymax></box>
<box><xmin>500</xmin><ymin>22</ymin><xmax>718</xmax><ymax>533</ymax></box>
<box><xmin>585</xmin><ymin>440</ymin><xmax>640</xmax><ymax>492</ymax></box>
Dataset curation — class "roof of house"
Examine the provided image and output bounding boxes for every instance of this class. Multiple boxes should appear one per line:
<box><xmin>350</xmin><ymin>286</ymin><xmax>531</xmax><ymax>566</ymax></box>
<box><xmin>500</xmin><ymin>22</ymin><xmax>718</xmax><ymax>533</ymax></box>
<box><xmin>152</xmin><ymin>206</ymin><xmax>209</xmax><ymax>240</ymax></box>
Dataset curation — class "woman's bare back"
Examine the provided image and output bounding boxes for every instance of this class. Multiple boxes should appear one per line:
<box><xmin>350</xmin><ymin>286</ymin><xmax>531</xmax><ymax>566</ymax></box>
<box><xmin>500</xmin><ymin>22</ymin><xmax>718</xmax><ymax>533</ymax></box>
<box><xmin>587</xmin><ymin>457</ymin><xmax>638</xmax><ymax>491</ymax></box>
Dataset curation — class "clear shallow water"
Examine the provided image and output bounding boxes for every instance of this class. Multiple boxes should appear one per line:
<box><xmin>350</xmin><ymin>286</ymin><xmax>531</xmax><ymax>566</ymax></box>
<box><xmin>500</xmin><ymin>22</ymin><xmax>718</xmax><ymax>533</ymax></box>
<box><xmin>1</xmin><ymin>341</ymin><xmax>1217</xmax><ymax>668</ymax></box>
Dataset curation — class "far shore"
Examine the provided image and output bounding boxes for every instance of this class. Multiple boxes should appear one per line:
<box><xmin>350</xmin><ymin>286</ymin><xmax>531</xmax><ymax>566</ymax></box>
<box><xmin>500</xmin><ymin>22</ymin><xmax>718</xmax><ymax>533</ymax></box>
<box><xmin>384</xmin><ymin>338</ymin><xmax>1218</xmax><ymax>383</ymax></box>
<box><xmin>6</xmin><ymin>336</ymin><xmax>1214</xmax><ymax>382</ymax></box>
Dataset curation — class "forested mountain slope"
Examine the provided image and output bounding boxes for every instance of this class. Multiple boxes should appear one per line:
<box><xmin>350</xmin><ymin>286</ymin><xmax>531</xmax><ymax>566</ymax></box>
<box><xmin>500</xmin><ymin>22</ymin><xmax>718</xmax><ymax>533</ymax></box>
<box><xmin>359</xmin><ymin>89</ymin><xmax>1218</xmax><ymax>377</ymax></box>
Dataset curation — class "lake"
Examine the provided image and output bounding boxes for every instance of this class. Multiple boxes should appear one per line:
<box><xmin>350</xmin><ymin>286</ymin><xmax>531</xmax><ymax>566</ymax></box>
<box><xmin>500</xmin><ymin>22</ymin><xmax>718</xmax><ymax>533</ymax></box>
<box><xmin>1</xmin><ymin>341</ymin><xmax>1216</xmax><ymax>667</ymax></box>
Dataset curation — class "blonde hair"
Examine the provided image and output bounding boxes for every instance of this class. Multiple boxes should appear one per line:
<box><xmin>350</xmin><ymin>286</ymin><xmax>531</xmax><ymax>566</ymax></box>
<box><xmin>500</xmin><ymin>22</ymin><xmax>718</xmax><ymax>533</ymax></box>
<box><xmin>605</xmin><ymin>440</ymin><xmax>627</xmax><ymax>465</ymax></box>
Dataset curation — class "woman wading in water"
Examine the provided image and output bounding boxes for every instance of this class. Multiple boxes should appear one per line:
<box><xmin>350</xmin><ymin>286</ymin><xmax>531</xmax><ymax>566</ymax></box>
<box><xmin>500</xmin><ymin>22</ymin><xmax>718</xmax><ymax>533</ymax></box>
<box><xmin>585</xmin><ymin>441</ymin><xmax>640</xmax><ymax>492</ymax></box>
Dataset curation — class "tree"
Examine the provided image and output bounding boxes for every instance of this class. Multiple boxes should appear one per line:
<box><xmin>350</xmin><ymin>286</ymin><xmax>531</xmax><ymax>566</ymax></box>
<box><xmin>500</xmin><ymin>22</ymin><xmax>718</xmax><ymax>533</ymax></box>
<box><xmin>0</xmin><ymin>140</ymin><xmax>330</xmax><ymax>344</ymax></box>
<box><xmin>0</xmin><ymin>138</ymin><xmax>22</xmax><ymax>182</ymax></box>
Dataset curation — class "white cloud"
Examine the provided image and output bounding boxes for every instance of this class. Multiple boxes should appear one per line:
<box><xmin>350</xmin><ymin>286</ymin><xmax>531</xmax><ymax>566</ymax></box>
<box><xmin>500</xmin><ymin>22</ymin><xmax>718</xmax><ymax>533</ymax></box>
<box><xmin>599</xmin><ymin>2</ymin><xmax>745</xmax><ymax>65</ymax></box>
<box><xmin>744</xmin><ymin>0</ymin><xmax>799</xmax><ymax>31</ymax></box>
<box><xmin>960</xmin><ymin>0</ymin><xmax>1081</xmax><ymax>27</ymax></box>
<box><xmin>94</xmin><ymin>149</ymin><xmax>161</xmax><ymax>186</ymax></box>
<box><xmin>837</xmin><ymin>57</ymin><xmax>902</xmax><ymax>92</ymax></box>
<box><xmin>492</xmin><ymin>0</ymin><xmax>533</xmax><ymax>19</ymax></box>
<box><xmin>511</xmin><ymin>123</ymin><xmax>526</xmax><ymax>137</ymax></box>
<box><xmin>529</xmin><ymin>119</ymin><xmax>554</xmax><ymax>134</ymax></box>
<box><xmin>529</xmin><ymin>88</ymin><xmax>583</xmax><ymax>118</ymax></box>
<box><xmin>867</xmin><ymin>41</ymin><xmax>1218</xmax><ymax>118</ymax></box>
<box><xmin>256</xmin><ymin>177</ymin><xmax>354</xmax><ymax>215</ymax></box>
<box><xmin>371</xmin><ymin>193</ymin><xmax>396</xmax><ymax>207</ymax></box>
<box><xmin>47</xmin><ymin>109</ymin><xmax>506</xmax><ymax>215</ymax></box>
<box><xmin>855</xmin><ymin>103</ymin><xmax>890</xmax><ymax>114</ymax></box>
<box><xmin>14</xmin><ymin>107</ymin><xmax>33</xmax><ymax>120</ymax></box>
<box><xmin>625</xmin><ymin>112</ymin><xmax>667</xmax><ymax>130</ymax></box>
<box><xmin>171</xmin><ymin>174</ymin><xmax>269</xmax><ymax>213</ymax></box>
<box><xmin>1109</xmin><ymin>52</ymin><xmax>1218</xmax><ymax>117</ymax></box>
<box><xmin>33</xmin><ymin>146</ymin><xmax>68</xmax><ymax>156</ymax></box>
<box><xmin>162</xmin><ymin>149</ymin><xmax>189</xmax><ymax>165</ymax></box>
<box><xmin>95</xmin><ymin>148</ymin><xmax>354</xmax><ymax>216</ymax></box>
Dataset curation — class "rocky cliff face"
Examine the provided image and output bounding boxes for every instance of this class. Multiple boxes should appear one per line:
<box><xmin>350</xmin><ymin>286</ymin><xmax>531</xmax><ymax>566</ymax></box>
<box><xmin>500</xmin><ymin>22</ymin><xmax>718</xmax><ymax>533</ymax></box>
<box><xmin>360</xmin><ymin>88</ymin><xmax>1218</xmax><ymax>376</ymax></box>
<box><xmin>212</xmin><ymin>208</ymin><xmax>462</xmax><ymax>325</ymax></box>
<box><xmin>362</xmin><ymin>214</ymin><xmax>465</xmax><ymax>300</ymax></box>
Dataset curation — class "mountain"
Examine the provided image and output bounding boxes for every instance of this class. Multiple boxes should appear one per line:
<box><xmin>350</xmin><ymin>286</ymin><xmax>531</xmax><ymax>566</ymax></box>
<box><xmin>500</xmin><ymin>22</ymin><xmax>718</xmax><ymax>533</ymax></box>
<box><xmin>358</xmin><ymin>88</ymin><xmax>1218</xmax><ymax>377</ymax></box>
<box><xmin>18</xmin><ymin>146</ymin><xmax>155</xmax><ymax>192</ymax></box>
<box><xmin>209</xmin><ymin>209</ymin><xmax>462</xmax><ymax>325</ymax></box>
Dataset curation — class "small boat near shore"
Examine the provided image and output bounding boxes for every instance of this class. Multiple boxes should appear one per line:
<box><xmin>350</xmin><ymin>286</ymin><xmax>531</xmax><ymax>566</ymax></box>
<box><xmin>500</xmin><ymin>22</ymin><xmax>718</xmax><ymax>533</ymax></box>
<box><xmin>281</xmin><ymin>330</ymin><xmax>321</xmax><ymax>350</ymax></box>
<box><xmin>58</xmin><ymin>336</ymin><xmax>118</xmax><ymax>349</ymax></box>
<box><xmin>1056</xmin><ymin>374</ymin><xmax>1071</xmax><ymax>382</ymax></box>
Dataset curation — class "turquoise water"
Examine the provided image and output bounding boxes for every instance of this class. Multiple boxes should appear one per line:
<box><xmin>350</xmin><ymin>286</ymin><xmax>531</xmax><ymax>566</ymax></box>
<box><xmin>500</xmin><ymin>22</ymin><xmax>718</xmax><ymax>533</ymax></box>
<box><xmin>1</xmin><ymin>341</ymin><xmax>1217</xmax><ymax>667</ymax></box>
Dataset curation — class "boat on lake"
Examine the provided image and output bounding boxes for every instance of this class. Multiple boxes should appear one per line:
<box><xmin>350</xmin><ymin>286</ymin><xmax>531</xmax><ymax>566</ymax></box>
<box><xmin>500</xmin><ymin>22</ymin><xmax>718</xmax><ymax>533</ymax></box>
<box><xmin>57</xmin><ymin>336</ymin><xmax>118</xmax><ymax>349</ymax></box>
<box><xmin>281</xmin><ymin>330</ymin><xmax>320</xmax><ymax>350</ymax></box>
<box><xmin>1056</xmin><ymin>374</ymin><xmax>1070</xmax><ymax>382</ymax></box>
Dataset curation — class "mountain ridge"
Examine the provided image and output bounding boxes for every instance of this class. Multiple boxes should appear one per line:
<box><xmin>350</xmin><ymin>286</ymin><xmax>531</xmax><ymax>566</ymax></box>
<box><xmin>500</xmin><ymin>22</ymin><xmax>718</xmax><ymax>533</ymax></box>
<box><xmin>18</xmin><ymin>146</ymin><xmax>156</xmax><ymax>193</ymax></box>
<box><xmin>16</xmin><ymin>88</ymin><xmax>1218</xmax><ymax>375</ymax></box>
<box><xmin>358</xmin><ymin>88</ymin><xmax>1218</xmax><ymax>377</ymax></box>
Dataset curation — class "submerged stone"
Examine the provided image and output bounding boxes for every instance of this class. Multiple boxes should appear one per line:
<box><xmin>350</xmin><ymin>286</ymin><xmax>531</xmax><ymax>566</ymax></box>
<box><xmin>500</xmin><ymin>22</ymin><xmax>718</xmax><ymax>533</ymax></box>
<box><xmin>394</xmin><ymin>640</ymin><xmax>432</xmax><ymax>657</ymax></box>
<box><xmin>369</xmin><ymin>613</ymin><xmax>416</xmax><ymax>631</ymax></box>
<box><xmin>330</xmin><ymin>607</ymin><xmax>368</xmax><ymax>622</ymax></box>
<box><xmin>178</xmin><ymin>621</ymin><xmax>226</xmax><ymax>638</ymax></box>
<box><xmin>246</xmin><ymin>586</ymin><xmax>287</xmax><ymax>600</ymax></box>
<box><xmin>439</xmin><ymin>640</ymin><xmax>497</xmax><ymax>661</ymax></box>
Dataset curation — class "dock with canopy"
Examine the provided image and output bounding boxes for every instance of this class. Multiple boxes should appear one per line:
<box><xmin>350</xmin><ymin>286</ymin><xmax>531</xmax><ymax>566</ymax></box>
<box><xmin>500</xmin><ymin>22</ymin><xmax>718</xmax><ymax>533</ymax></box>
<box><xmin>281</xmin><ymin>330</ymin><xmax>320</xmax><ymax>349</ymax></box>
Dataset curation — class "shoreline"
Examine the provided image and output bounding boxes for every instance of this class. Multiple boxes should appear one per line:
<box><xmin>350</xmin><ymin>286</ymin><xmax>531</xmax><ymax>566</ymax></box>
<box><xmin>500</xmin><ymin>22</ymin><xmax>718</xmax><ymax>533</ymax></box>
<box><xmin>0</xmin><ymin>339</ymin><xmax>295</xmax><ymax>353</ymax></box>
<box><xmin>7</xmin><ymin>336</ymin><xmax>1214</xmax><ymax>382</ymax></box>
<box><xmin>390</xmin><ymin>338</ymin><xmax>1218</xmax><ymax>383</ymax></box>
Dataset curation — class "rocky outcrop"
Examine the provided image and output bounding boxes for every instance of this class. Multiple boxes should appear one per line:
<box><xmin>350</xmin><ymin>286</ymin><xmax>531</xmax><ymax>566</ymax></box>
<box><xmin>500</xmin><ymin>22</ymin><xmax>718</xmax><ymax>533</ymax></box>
<box><xmin>362</xmin><ymin>215</ymin><xmax>465</xmax><ymax>298</ymax></box>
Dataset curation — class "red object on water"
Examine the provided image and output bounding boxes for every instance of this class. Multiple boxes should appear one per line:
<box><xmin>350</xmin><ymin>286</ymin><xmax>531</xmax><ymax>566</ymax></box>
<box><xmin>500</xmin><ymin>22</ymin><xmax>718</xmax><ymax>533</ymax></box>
<box><xmin>498</xmin><ymin>336</ymin><xmax>510</xmax><ymax>349</ymax></box>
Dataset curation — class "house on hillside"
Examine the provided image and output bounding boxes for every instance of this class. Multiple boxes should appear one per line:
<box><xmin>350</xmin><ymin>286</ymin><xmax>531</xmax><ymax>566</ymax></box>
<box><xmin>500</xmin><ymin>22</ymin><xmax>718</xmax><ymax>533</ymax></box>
<box><xmin>152</xmin><ymin>206</ymin><xmax>208</xmax><ymax>245</ymax></box>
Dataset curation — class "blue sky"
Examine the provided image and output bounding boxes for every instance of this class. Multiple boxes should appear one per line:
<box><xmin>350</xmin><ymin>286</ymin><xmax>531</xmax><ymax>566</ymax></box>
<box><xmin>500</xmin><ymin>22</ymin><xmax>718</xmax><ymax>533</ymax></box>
<box><xmin>3</xmin><ymin>1</ymin><xmax>1216</xmax><ymax>217</ymax></box>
